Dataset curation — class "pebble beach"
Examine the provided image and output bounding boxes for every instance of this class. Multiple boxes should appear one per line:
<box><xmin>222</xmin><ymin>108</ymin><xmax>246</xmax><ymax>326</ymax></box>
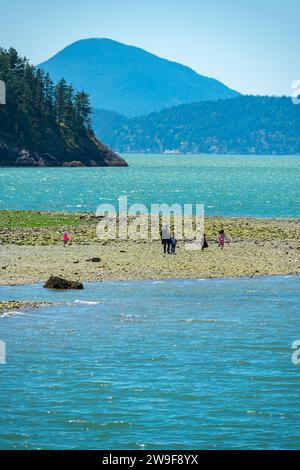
<box><xmin>0</xmin><ymin>211</ymin><xmax>299</xmax><ymax>286</ymax></box>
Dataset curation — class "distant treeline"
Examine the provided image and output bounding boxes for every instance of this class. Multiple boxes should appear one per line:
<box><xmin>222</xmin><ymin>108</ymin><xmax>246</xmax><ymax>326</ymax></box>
<box><xmin>0</xmin><ymin>48</ymin><xmax>126</xmax><ymax>166</ymax></box>
<box><xmin>93</xmin><ymin>96</ymin><xmax>300</xmax><ymax>155</ymax></box>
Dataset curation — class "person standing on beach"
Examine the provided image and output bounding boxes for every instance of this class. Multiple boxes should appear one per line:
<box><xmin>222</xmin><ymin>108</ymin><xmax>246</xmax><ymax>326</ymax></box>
<box><xmin>200</xmin><ymin>233</ymin><xmax>209</xmax><ymax>251</ymax></box>
<box><xmin>161</xmin><ymin>223</ymin><xmax>171</xmax><ymax>254</ymax></box>
<box><xmin>218</xmin><ymin>230</ymin><xmax>226</xmax><ymax>249</ymax></box>
<box><xmin>63</xmin><ymin>231</ymin><xmax>70</xmax><ymax>247</ymax></box>
<box><xmin>170</xmin><ymin>233</ymin><xmax>177</xmax><ymax>254</ymax></box>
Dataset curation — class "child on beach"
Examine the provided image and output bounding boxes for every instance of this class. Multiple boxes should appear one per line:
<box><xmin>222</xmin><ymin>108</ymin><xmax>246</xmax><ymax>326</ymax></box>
<box><xmin>63</xmin><ymin>231</ymin><xmax>70</xmax><ymax>247</ymax></box>
<box><xmin>170</xmin><ymin>233</ymin><xmax>177</xmax><ymax>254</ymax></box>
<box><xmin>200</xmin><ymin>233</ymin><xmax>209</xmax><ymax>251</ymax></box>
<box><xmin>218</xmin><ymin>230</ymin><xmax>225</xmax><ymax>249</ymax></box>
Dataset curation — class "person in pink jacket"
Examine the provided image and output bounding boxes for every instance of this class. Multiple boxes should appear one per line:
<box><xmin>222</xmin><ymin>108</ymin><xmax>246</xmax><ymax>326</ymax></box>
<box><xmin>218</xmin><ymin>230</ymin><xmax>225</xmax><ymax>249</ymax></box>
<box><xmin>63</xmin><ymin>231</ymin><xmax>70</xmax><ymax>247</ymax></box>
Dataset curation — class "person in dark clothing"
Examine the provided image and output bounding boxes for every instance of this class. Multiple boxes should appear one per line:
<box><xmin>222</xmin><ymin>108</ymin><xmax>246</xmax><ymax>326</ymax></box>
<box><xmin>200</xmin><ymin>233</ymin><xmax>209</xmax><ymax>251</ymax></box>
<box><xmin>170</xmin><ymin>233</ymin><xmax>177</xmax><ymax>254</ymax></box>
<box><xmin>162</xmin><ymin>239</ymin><xmax>171</xmax><ymax>254</ymax></box>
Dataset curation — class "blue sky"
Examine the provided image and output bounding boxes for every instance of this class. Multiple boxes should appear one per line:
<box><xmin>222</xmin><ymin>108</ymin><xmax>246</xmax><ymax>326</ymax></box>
<box><xmin>1</xmin><ymin>0</ymin><xmax>299</xmax><ymax>95</ymax></box>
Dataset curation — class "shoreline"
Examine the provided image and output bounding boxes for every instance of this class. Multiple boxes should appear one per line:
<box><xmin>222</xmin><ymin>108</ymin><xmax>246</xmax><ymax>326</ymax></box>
<box><xmin>1</xmin><ymin>209</ymin><xmax>299</xmax><ymax>221</ymax></box>
<box><xmin>0</xmin><ymin>300</ymin><xmax>48</xmax><ymax>313</ymax></box>
<box><xmin>0</xmin><ymin>211</ymin><xmax>299</xmax><ymax>286</ymax></box>
<box><xmin>1</xmin><ymin>272</ymin><xmax>298</xmax><ymax>289</ymax></box>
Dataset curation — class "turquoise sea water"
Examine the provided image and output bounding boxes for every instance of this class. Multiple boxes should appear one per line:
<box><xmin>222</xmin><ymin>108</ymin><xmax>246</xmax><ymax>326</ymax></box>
<box><xmin>0</xmin><ymin>275</ymin><xmax>299</xmax><ymax>450</ymax></box>
<box><xmin>0</xmin><ymin>155</ymin><xmax>299</xmax><ymax>218</ymax></box>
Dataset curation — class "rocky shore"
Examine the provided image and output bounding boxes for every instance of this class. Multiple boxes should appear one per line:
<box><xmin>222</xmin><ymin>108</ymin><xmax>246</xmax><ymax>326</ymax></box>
<box><xmin>0</xmin><ymin>300</ymin><xmax>47</xmax><ymax>314</ymax></box>
<box><xmin>0</xmin><ymin>142</ymin><xmax>128</xmax><ymax>167</ymax></box>
<box><xmin>0</xmin><ymin>211</ymin><xmax>299</xmax><ymax>286</ymax></box>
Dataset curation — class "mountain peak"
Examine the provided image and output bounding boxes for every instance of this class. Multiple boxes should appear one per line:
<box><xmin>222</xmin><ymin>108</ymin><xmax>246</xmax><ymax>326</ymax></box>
<box><xmin>39</xmin><ymin>38</ymin><xmax>240</xmax><ymax>117</ymax></box>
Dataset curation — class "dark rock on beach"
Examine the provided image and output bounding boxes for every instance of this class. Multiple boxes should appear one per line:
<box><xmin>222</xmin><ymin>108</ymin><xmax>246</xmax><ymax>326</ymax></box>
<box><xmin>80</xmin><ymin>214</ymin><xmax>105</xmax><ymax>221</ymax></box>
<box><xmin>43</xmin><ymin>276</ymin><xmax>84</xmax><ymax>290</ymax></box>
<box><xmin>86</xmin><ymin>257</ymin><xmax>101</xmax><ymax>263</ymax></box>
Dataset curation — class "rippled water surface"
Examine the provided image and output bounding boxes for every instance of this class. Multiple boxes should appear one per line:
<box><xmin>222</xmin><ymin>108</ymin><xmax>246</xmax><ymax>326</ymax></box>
<box><xmin>0</xmin><ymin>155</ymin><xmax>299</xmax><ymax>217</ymax></box>
<box><xmin>0</xmin><ymin>276</ymin><xmax>299</xmax><ymax>449</ymax></box>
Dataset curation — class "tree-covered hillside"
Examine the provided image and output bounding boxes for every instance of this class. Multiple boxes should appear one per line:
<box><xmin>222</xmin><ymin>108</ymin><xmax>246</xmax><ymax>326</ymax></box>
<box><xmin>93</xmin><ymin>96</ymin><xmax>300</xmax><ymax>155</ymax></box>
<box><xmin>0</xmin><ymin>48</ymin><xmax>127</xmax><ymax>166</ymax></box>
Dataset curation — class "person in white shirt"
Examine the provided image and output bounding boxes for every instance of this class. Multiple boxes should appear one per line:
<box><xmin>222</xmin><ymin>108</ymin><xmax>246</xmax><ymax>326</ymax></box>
<box><xmin>161</xmin><ymin>223</ymin><xmax>171</xmax><ymax>254</ymax></box>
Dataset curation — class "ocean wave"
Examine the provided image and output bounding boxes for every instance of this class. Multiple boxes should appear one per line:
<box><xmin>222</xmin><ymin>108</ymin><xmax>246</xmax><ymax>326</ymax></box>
<box><xmin>0</xmin><ymin>310</ymin><xmax>26</xmax><ymax>318</ymax></box>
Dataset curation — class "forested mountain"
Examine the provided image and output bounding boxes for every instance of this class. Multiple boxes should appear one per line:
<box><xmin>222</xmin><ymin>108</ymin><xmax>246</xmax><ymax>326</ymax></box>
<box><xmin>93</xmin><ymin>96</ymin><xmax>300</xmax><ymax>155</ymax></box>
<box><xmin>38</xmin><ymin>38</ymin><xmax>239</xmax><ymax>117</ymax></box>
<box><xmin>0</xmin><ymin>48</ymin><xmax>127</xmax><ymax>167</ymax></box>
<box><xmin>93</xmin><ymin>108</ymin><xmax>128</xmax><ymax>145</ymax></box>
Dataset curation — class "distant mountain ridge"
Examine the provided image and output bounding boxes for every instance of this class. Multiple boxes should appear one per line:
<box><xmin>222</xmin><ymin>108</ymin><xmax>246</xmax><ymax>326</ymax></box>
<box><xmin>92</xmin><ymin>96</ymin><xmax>300</xmax><ymax>155</ymax></box>
<box><xmin>38</xmin><ymin>38</ymin><xmax>240</xmax><ymax>117</ymax></box>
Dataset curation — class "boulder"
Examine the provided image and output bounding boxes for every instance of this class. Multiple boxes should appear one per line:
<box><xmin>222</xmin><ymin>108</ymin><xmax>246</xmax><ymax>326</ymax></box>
<box><xmin>43</xmin><ymin>276</ymin><xmax>84</xmax><ymax>290</ymax></box>
<box><xmin>63</xmin><ymin>161</ymin><xmax>85</xmax><ymax>167</ymax></box>
<box><xmin>86</xmin><ymin>257</ymin><xmax>101</xmax><ymax>263</ymax></box>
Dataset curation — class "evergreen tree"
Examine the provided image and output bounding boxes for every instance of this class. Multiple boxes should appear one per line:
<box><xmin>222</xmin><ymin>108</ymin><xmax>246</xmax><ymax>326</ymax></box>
<box><xmin>74</xmin><ymin>90</ymin><xmax>92</xmax><ymax>129</ymax></box>
<box><xmin>64</xmin><ymin>84</ymin><xmax>76</xmax><ymax>129</ymax></box>
<box><xmin>43</xmin><ymin>73</ymin><xmax>55</xmax><ymax>117</ymax></box>
<box><xmin>55</xmin><ymin>78</ymin><xmax>69</xmax><ymax>125</ymax></box>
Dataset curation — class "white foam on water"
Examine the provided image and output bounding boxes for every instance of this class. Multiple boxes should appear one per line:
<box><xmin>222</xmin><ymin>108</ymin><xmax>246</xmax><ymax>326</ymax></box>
<box><xmin>182</xmin><ymin>318</ymin><xmax>218</xmax><ymax>323</ymax></box>
<box><xmin>74</xmin><ymin>300</ymin><xmax>101</xmax><ymax>305</ymax></box>
<box><xmin>0</xmin><ymin>310</ymin><xmax>26</xmax><ymax>318</ymax></box>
